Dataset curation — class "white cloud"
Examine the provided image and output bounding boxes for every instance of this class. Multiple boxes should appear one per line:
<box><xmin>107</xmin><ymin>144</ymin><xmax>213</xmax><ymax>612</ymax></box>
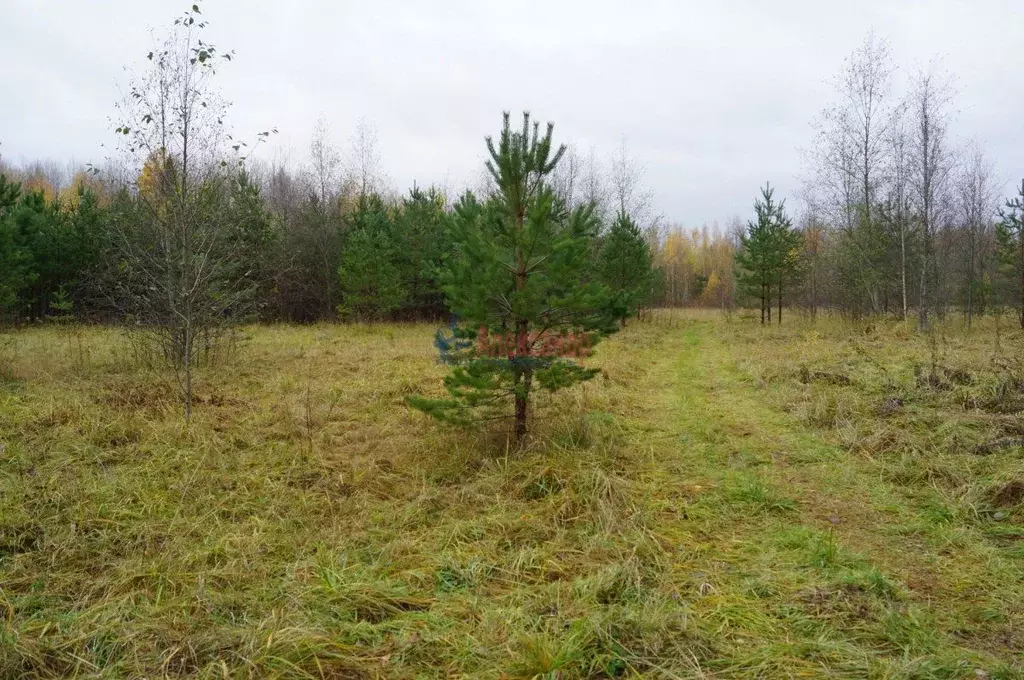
<box><xmin>1</xmin><ymin>0</ymin><xmax>1020</xmax><ymax>224</ymax></box>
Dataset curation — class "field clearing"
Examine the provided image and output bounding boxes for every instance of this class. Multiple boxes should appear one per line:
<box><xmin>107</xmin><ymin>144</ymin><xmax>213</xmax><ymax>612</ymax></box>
<box><xmin>1</xmin><ymin>311</ymin><xmax>1024</xmax><ymax>678</ymax></box>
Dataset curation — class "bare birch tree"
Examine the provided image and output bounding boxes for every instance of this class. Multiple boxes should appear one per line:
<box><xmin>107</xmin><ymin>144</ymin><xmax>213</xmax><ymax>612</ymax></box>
<box><xmin>608</xmin><ymin>137</ymin><xmax>655</xmax><ymax>228</ymax></box>
<box><xmin>580</xmin><ymin>146</ymin><xmax>610</xmax><ymax>223</ymax></box>
<box><xmin>909</xmin><ymin>64</ymin><xmax>955</xmax><ymax>330</ymax></box>
<box><xmin>955</xmin><ymin>141</ymin><xmax>997</xmax><ymax>329</ymax></box>
<box><xmin>551</xmin><ymin>143</ymin><xmax>582</xmax><ymax>208</ymax></box>
<box><xmin>348</xmin><ymin>118</ymin><xmax>383</xmax><ymax>198</ymax></box>
<box><xmin>882</xmin><ymin>104</ymin><xmax>914</xmax><ymax>320</ymax></box>
<box><xmin>808</xmin><ymin>33</ymin><xmax>897</xmax><ymax>313</ymax></box>
<box><xmin>308</xmin><ymin>118</ymin><xmax>342</xmax><ymax>206</ymax></box>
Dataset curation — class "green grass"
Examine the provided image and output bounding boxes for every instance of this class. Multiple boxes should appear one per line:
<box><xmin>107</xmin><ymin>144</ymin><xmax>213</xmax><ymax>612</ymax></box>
<box><xmin>1</xmin><ymin>311</ymin><xmax>1023</xmax><ymax>678</ymax></box>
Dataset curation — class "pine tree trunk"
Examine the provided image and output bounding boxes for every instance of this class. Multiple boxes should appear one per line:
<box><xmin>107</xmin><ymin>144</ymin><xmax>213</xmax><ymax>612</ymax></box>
<box><xmin>996</xmin><ymin>306</ymin><xmax>1002</xmax><ymax>354</ymax></box>
<box><xmin>774</xmin><ymin>276</ymin><xmax>782</xmax><ymax>329</ymax></box>
<box><xmin>514</xmin><ymin>385</ymin><xmax>528</xmax><ymax>442</ymax></box>
<box><xmin>1019</xmin><ymin>237</ymin><xmax>1024</xmax><ymax>329</ymax></box>
<box><xmin>760</xmin><ymin>282</ymin><xmax>765</xmax><ymax>324</ymax></box>
<box><xmin>514</xmin><ymin>318</ymin><xmax>531</xmax><ymax>443</ymax></box>
<box><xmin>514</xmin><ymin>197</ymin><xmax>531</xmax><ymax>442</ymax></box>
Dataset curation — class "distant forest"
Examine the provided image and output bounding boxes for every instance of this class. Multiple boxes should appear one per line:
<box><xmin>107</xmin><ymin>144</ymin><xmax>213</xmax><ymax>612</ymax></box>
<box><xmin>1</xmin><ymin>23</ymin><xmax>1022</xmax><ymax>329</ymax></box>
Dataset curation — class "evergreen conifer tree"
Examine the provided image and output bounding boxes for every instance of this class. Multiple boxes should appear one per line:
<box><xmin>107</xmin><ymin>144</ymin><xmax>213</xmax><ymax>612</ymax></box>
<box><xmin>65</xmin><ymin>185</ymin><xmax>108</xmax><ymax>313</ymax></box>
<box><xmin>996</xmin><ymin>180</ymin><xmax>1024</xmax><ymax>328</ymax></box>
<box><xmin>0</xmin><ymin>175</ymin><xmax>29</xmax><ymax>317</ymax></box>
<box><xmin>338</xmin><ymin>193</ymin><xmax>406</xmax><ymax>319</ymax></box>
<box><xmin>409</xmin><ymin>112</ymin><xmax>617</xmax><ymax>442</ymax></box>
<box><xmin>735</xmin><ymin>183</ymin><xmax>803</xmax><ymax>324</ymax></box>
<box><xmin>8</xmin><ymin>188</ymin><xmax>57</xmax><ymax>320</ymax></box>
<box><xmin>597</xmin><ymin>210</ymin><xmax>654</xmax><ymax>326</ymax></box>
<box><xmin>393</xmin><ymin>186</ymin><xmax>452</xmax><ymax>319</ymax></box>
<box><xmin>225</xmin><ymin>170</ymin><xmax>279</xmax><ymax>319</ymax></box>
<box><xmin>735</xmin><ymin>185</ymin><xmax>777</xmax><ymax>323</ymax></box>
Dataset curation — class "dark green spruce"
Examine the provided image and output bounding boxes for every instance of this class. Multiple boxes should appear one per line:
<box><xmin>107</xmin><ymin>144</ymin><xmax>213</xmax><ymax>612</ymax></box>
<box><xmin>597</xmin><ymin>209</ymin><xmax>655</xmax><ymax>326</ymax></box>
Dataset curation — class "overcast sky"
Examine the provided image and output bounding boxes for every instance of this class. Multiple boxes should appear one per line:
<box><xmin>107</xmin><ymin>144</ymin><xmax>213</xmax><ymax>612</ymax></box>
<box><xmin>2</xmin><ymin>0</ymin><xmax>1021</xmax><ymax>226</ymax></box>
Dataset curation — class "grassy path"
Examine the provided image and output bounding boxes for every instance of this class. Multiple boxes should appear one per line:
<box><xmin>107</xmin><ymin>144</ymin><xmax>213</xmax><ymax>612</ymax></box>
<box><xmin>654</xmin><ymin>319</ymin><xmax>1022</xmax><ymax>678</ymax></box>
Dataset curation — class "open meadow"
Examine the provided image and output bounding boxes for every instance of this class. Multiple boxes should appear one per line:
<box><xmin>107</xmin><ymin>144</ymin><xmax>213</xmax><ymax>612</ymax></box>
<box><xmin>1</xmin><ymin>311</ymin><xmax>1023</xmax><ymax>678</ymax></box>
<box><xmin>4</xmin><ymin>0</ymin><xmax>1023</xmax><ymax>675</ymax></box>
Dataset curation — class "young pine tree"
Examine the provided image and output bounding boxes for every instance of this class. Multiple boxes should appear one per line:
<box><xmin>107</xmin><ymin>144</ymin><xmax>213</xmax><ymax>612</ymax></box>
<box><xmin>770</xmin><ymin>207</ymin><xmax>804</xmax><ymax>326</ymax></box>
<box><xmin>597</xmin><ymin>210</ymin><xmax>654</xmax><ymax>326</ymax></box>
<box><xmin>392</xmin><ymin>186</ymin><xmax>452</xmax><ymax>320</ymax></box>
<box><xmin>337</xmin><ymin>193</ymin><xmax>406</xmax><ymax>320</ymax></box>
<box><xmin>734</xmin><ymin>183</ymin><xmax>802</xmax><ymax>324</ymax></box>
<box><xmin>225</xmin><ymin>170</ymin><xmax>279</xmax><ymax>320</ymax></box>
<box><xmin>65</xmin><ymin>185</ymin><xmax>109</xmax><ymax>314</ymax></box>
<box><xmin>735</xmin><ymin>185</ymin><xmax>776</xmax><ymax>323</ymax></box>
<box><xmin>0</xmin><ymin>175</ymin><xmax>29</xmax><ymax>318</ymax></box>
<box><xmin>409</xmin><ymin>112</ymin><xmax>617</xmax><ymax>442</ymax></box>
<box><xmin>995</xmin><ymin>180</ymin><xmax>1024</xmax><ymax>328</ymax></box>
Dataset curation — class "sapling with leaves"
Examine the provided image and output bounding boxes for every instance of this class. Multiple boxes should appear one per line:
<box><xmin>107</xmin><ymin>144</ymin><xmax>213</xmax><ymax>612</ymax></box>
<box><xmin>409</xmin><ymin>112</ymin><xmax>617</xmax><ymax>442</ymax></box>
<box><xmin>108</xmin><ymin>2</ymin><xmax>275</xmax><ymax>422</ymax></box>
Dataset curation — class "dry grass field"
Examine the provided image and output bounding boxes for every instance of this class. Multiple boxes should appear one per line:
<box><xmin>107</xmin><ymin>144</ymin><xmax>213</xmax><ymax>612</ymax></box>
<box><xmin>1</xmin><ymin>311</ymin><xmax>1023</xmax><ymax>678</ymax></box>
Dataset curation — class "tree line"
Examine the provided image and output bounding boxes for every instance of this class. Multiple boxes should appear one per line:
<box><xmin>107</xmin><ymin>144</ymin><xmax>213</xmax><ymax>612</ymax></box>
<box><xmin>3</xmin><ymin>24</ymin><xmax>1022</xmax><ymax>336</ymax></box>
<box><xmin>0</xmin><ymin>152</ymin><xmax>658</xmax><ymax>327</ymax></box>
<box><xmin>792</xmin><ymin>34</ymin><xmax>1023</xmax><ymax>328</ymax></box>
<box><xmin>725</xmin><ymin>34</ymin><xmax>1023</xmax><ymax>328</ymax></box>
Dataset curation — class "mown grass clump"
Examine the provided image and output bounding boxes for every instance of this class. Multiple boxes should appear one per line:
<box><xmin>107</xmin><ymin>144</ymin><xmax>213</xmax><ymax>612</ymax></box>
<box><xmin>0</xmin><ymin>313</ymin><xmax>1022</xmax><ymax>677</ymax></box>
